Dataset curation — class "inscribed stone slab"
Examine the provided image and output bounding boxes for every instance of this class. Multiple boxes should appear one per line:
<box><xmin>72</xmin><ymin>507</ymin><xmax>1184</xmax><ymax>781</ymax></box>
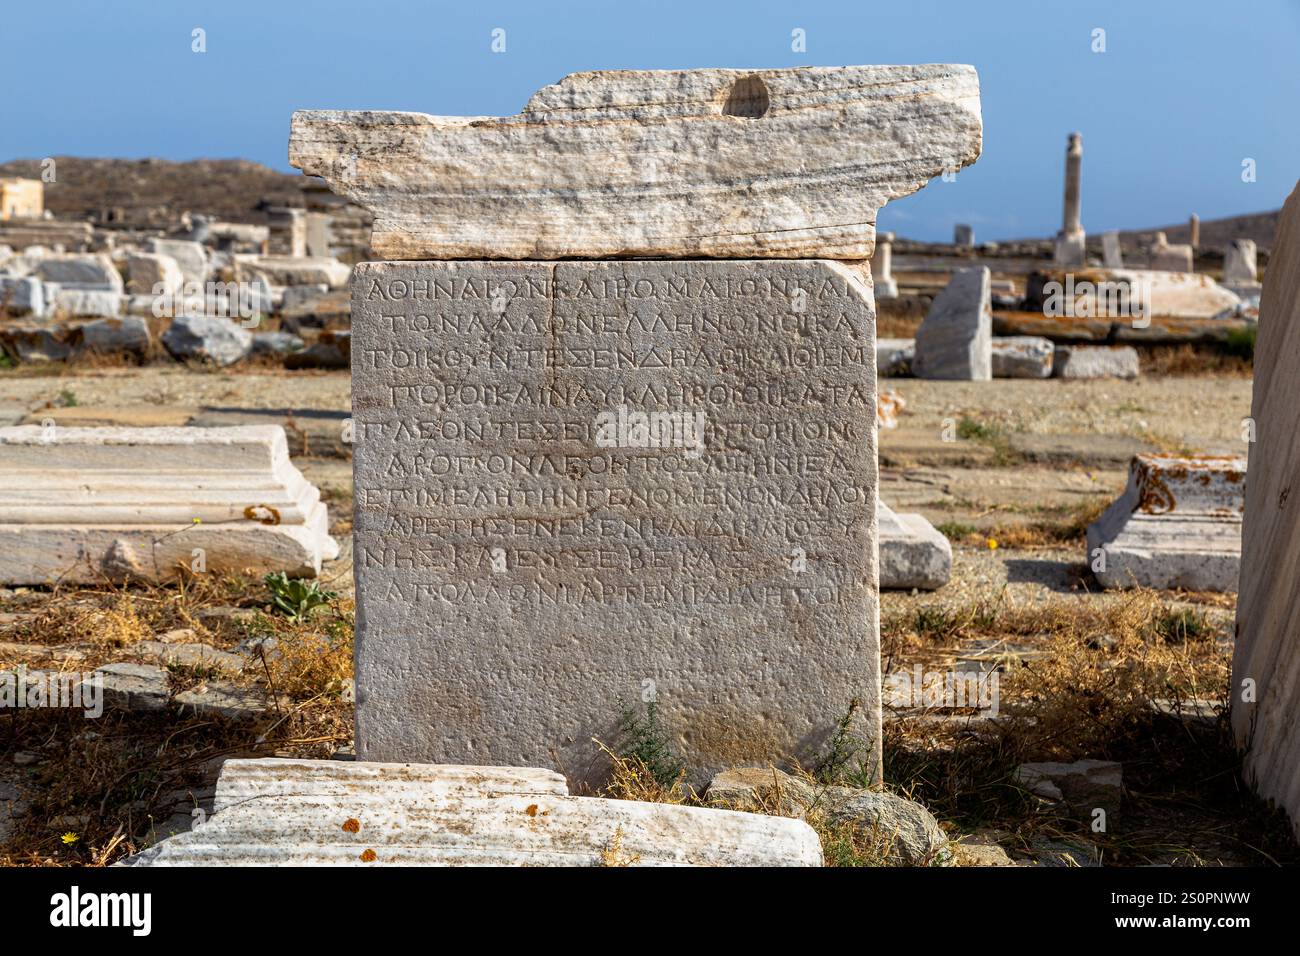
<box><xmin>351</xmin><ymin>260</ymin><xmax>880</xmax><ymax>785</ymax></box>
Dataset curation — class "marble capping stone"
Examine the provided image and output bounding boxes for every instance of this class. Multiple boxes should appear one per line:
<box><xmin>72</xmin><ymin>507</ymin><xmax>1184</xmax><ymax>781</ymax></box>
<box><xmin>290</xmin><ymin>65</ymin><xmax>982</xmax><ymax>260</ymax></box>
<box><xmin>1234</xmin><ymin>181</ymin><xmax>1300</xmax><ymax>840</ymax></box>
<box><xmin>351</xmin><ymin>259</ymin><xmax>880</xmax><ymax>788</ymax></box>
<box><xmin>0</xmin><ymin>425</ymin><xmax>338</xmax><ymax>585</ymax></box>
<box><xmin>913</xmin><ymin>266</ymin><xmax>992</xmax><ymax>380</ymax></box>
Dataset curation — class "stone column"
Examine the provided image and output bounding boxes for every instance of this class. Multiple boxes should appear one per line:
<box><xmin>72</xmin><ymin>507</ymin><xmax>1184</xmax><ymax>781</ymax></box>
<box><xmin>292</xmin><ymin>65</ymin><xmax>983</xmax><ymax>787</ymax></box>
<box><xmin>1189</xmin><ymin>214</ymin><xmax>1200</xmax><ymax>249</ymax></box>
<box><xmin>953</xmin><ymin>223</ymin><xmax>974</xmax><ymax>247</ymax></box>
<box><xmin>871</xmin><ymin>230</ymin><xmax>898</xmax><ymax>297</ymax></box>
<box><xmin>1054</xmin><ymin>132</ymin><xmax>1086</xmax><ymax>266</ymax></box>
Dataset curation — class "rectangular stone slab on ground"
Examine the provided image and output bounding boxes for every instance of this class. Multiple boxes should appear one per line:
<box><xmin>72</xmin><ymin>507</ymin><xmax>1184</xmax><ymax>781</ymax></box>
<box><xmin>0</xmin><ymin>425</ymin><xmax>337</xmax><ymax>584</ymax></box>
<box><xmin>351</xmin><ymin>259</ymin><xmax>880</xmax><ymax>786</ymax></box>
<box><xmin>1234</xmin><ymin>181</ymin><xmax>1300</xmax><ymax>840</ymax></box>
<box><xmin>1087</xmin><ymin>454</ymin><xmax>1244</xmax><ymax>592</ymax></box>
<box><xmin>120</xmin><ymin>758</ymin><xmax>823</xmax><ymax>867</ymax></box>
<box><xmin>290</xmin><ymin>65</ymin><xmax>981</xmax><ymax>260</ymax></box>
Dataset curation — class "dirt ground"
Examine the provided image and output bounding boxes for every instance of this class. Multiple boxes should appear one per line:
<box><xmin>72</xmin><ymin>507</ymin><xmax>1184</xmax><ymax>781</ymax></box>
<box><xmin>0</xmin><ymin>361</ymin><xmax>1292</xmax><ymax>867</ymax></box>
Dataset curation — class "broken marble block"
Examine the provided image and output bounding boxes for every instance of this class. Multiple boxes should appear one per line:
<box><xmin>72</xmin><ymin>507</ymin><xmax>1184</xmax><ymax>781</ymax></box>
<box><xmin>1087</xmin><ymin>454</ymin><xmax>1245</xmax><ymax>591</ymax></box>
<box><xmin>79</xmin><ymin>316</ymin><xmax>152</xmax><ymax>357</ymax></box>
<box><xmin>161</xmin><ymin>315</ymin><xmax>253</xmax><ymax>366</ymax></box>
<box><xmin>0</xmin><ymin>276</ymin><xmax>48</xmax><ymax>318</ymax></box>
<box><xmin>991</xmin><ymin>336</ymin><xmax>1053</xmax><ymax>378</ymax></box>
<box><xmin>34</xmin><ymin>253</ymin><xmax>124</xmax><ymax>294</ymax></box>
<box><xmin>914</xmin><ymin>267</ymin><xmax>992</xmax><ymax>380</ymax></box>
<box><xmin>0</xmin><ymin>425</ymin><xmax>338</xmax><ymax>585</ymax></box>
<box><xmin>120</xmin><ymin>758</ymin><xmax>823</xmax><ymax>867</ymax></box>
<box><xmin>290</xmin><ymin>65</ymin><xmax>982</xmax><ymax>260</ymax></box>
<box><xmin>1052</xmin><ymin>345</ymin><xmax>1139</xmax><ymax>380</ymax></box>
<box><xmin>878</xmin><ymin>500</ymin><xmax>951</xmax><ymax>590</ymax></box>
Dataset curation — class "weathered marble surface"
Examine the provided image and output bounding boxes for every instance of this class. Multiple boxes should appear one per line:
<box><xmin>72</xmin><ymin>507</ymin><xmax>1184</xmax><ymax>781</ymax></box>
<box><xmin>351</xmin><ymin>260</ymin><xmax>880</xmax><ymax>786</ymax></box>
<box><xmin>991</xmin><ymin>336</ymin><xmax>1053</xmax><ymax>378</ymax></box>
<box><xmin>913</xmin><ymin>266</ymin><xmax>991</xmax><ymax>380</ymax></box>
<box><xmin>290</xmin><ymin>65</ymin><xmax>982</xmax><ymax>260</ymax></box>
<box><xmin>121</xmin><ymin>758</ymin><xmax>823</xmax><ymax>866</ymax></box>
<box><xmin>1234</xmin><ymin>182</ymin><xmax>1300</xmax><ymax>839</ymax></box>
<box><xmin>0</xmin><ymin>425</ymin><xmax>337</xmax><ymax>584</ymax></box>
<box><xmin>1052</xmin><ymin>345</ymin><xmax>1139</xmax><ymax>380</ymax></box>
<box><xmin>1088</xmin><ymin>454</ymin><xmax>1244</xmax><ymax>592</ymax></box>
<box><xmin>878</xmin><ymin>500</ymin><xmax>951</xmax><ymax>590</ymax></box>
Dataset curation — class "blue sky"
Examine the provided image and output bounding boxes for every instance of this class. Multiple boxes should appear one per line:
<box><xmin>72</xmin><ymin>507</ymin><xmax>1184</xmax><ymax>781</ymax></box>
<box><xmin>3</xmin><ymin>0</ymin><xmax>1298</xmax><ymax>241</ymax></box>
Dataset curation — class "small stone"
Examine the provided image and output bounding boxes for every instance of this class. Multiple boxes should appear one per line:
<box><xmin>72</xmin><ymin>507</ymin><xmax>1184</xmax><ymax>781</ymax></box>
<box><xmin>79</xmin><ymin>316</ymin><xmax>152</xmax><ymax>358</ymax></box>
<box><xmin>991</xmin><ymin>336</ymin><xmax>1053</xmax><ymax>378</ymax></box>
<box><xmin>878</xmin><ymin>500</ymin><xmax>951</xmax><ymax>590</ymax></box>
<box><xmin>1052</xmin><ymin>345</ymin><xmax>1139</xmax><ymax>380</ymax></box>
<box><xmin>1015</xmin><ymin>759</ymin><xmax>1122</xmax><ymax>823</ymax></box>
<box><xmin>250</xmin><ymin>331</ymin><xmax>305</xmax><ymax>356</ymax></box>
<box><xmin>93</xmin><ymin>662</ymin><xmax>171</xmax><ymax>712</ymax></box>
<box><xmin>161</xmin><ymin>315</ymin><xmax>253</xmax><ymax>366</ymax></box>
<box><xmin>12</xmin><ymin>751</ymin><xmax>39</xmax><ymax>767</ymax></box>
<box><xmin>135</xmin><ymin>640</ymin><xmax>247</xmax><ymax>675</ymax></box>
<box><xmin>705</xmin><ymin>767</ymin><xmax>952</xmax><ymax>866</ymax></box>
<box><xmin>283</xmin><ymin>330</ymin><xmax>350</xmax><ymax>369</ymax></box>
<box><xmin>951</xmin><ymin>832</ymin><xmax>1017</xmax><ymax>867</ymax></box>
<box><xmin>174</xmin><ymin>681</ymin><xmax>278</xmax><ymax>719</ymax></box>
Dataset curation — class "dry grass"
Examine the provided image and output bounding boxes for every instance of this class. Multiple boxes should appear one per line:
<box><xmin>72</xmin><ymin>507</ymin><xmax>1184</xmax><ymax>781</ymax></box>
<box><xmin>1142</xmin><ymin>343</ymin><xmax>1253</xmax><ymax>378</ymax></box>
<box><xmin>880</xmin><ymin>590</ymin><xmax>1296</xmax><ymax>865</ymax></box>
<box><xmin>938</xmin><ymin>498</ymin><xmax>1109</xmax><ymax>550</ymax></box>
<box><xmin>0</xmin><ymin>574</ymin><xmax>353</xmax><ymax>866</ymax></box>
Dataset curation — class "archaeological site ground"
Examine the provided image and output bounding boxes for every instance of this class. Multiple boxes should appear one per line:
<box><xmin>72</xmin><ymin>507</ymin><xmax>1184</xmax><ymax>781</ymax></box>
<box><xmin>1</xmin><ymin>0</ymin><xmax>1297</xmax><ymax>934</ymax></box>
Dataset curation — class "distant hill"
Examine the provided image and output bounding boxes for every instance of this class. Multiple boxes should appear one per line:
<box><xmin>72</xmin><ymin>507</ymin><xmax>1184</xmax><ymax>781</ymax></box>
<box><xmin>0</xmin><ymin>157</ymin><xmax>306</xmax><ymax>229</ymax></box>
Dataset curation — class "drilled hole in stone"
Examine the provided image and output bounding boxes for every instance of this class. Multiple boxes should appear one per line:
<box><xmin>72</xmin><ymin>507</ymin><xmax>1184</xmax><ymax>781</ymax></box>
<box><xmin>721</xmin><ymin>75</ymin><xmax>770</xmax><ymax>118</ymax></box>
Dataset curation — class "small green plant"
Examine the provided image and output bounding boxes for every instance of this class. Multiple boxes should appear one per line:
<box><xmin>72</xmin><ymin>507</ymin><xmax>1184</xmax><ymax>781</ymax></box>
<box><xmin>955</xmin><ymin>416</ymin><xmax>1019</xmax><ymax>465</ymax></box>
<box><xmin>913</xmin><ymin>606</ymin><xmax>964</xmax><ymax>642</ymax></box>
<box><xmin>936</xmin><ymin>521</ymin><xmax>978</xmax><ymax>540</ymax></box>
<box><xmin>263</xmin><ymin>572</ymin><xmax>335</xmax><ymax>620</ymax></box>
<box><xmin>1224</xmin><ymin>325</ymin><xmax>1256</xmax><ymax>361</ymax></box>
<box><xmin>614</xmin><ymin>698</ymin><xmax>684</xmax><ymax>789</ymax></box>
<box><xmin>956</xmin><ymin>416</ymin><xmax>996</xmax><ymax>441</ymax></box>
<box><xmin>1150</xmin><ymin>607</ymin><xmax>1211</xmax><ymax>644</ymax></box>
<box><xmin>811</xmin><ymin>699</ymin><xmax>875</xmax><ymax>787</ymax></box>
<box><xmin>56</xmin><ymin>388</ymin><xmax>79</xmax><ymax>407</ymax></box>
